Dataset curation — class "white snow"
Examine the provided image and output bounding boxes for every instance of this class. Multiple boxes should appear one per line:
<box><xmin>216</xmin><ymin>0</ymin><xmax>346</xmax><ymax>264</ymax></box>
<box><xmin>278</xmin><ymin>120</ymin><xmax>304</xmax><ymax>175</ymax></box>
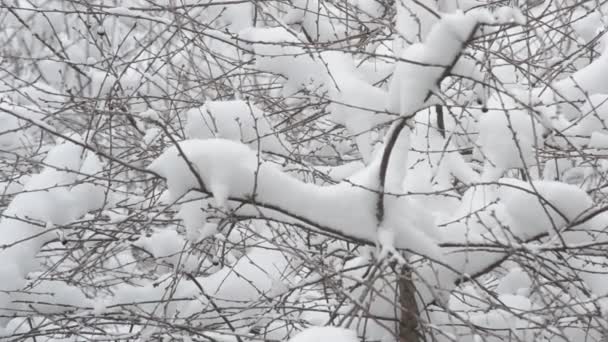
<box><xmin>553</xmin><ymin>48</ymin><xmax>608</xmax><ymax>119</ymax></box>
<box><xmin>238</xmin><ymin>28</ymin><xmax>392</xmax><ymax>161</ymax></box>
<box><xmin>476</xmin><ymin>94</ymin><xmax>544</xmax><ymax>176</ymax></box>
<box><xmin>290</xmin><ymin>327</ymin><xmax>359</xmax><ymax>342</ymax></box>
<box><xmin>149</xmin><ymin>138</ymin><xmax>442</xmax><ymax>258</ymax></box>
<box><xmin>0</xmin><ymin>138</ymin><xmax>106</xmax><ymax>318</ymax></box>
<box><xmin>389</xmin><ymin>9</ymin><xmax>513</xmax><ymax>117</ymax></box>
<box><xmin>109</xmin><ymin>239</ymin><xmax>291</xmax><ymax>326</ymax></box>
<box><xmin>185</xmin><ymin>100</ymin><xmax>288</xmax><ymax>154</ymax></box>
<box><xmin>237</xmin><ymin>27</ymin><xmax>320</xmax><ymax>96</ymax></box>
<box><xmin>0</xmin><ymin>102</ymin><xmax>46</xmax><ymax>154</ymax></box>
<box><xmin>496</xmin><ymin>267</ymin><xmax>531</xmax><ymax>295</ymax></box>
<box><xmin>2</xmin><ymin>1</ymin><xmax>606</xmax><ymax>341</ymax></box>
<box><xmin>498</xmin><ymin>178</ymin><xmax>593</xmax><ymax>239</ymax></box>
<box><xmin>283</xmin><ymin>0</ymin><xmax>348</xmax><ymax>44</ymax></box>
<box><xmin>561</xmin><ymin>94</ymin><xmax>608</xmax><ymax>138</ymax></box>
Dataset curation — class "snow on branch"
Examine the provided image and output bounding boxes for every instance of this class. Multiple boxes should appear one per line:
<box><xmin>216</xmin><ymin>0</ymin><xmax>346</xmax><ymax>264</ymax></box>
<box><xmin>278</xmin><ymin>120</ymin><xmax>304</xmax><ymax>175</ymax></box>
<box><xmin>389</xmin><ymin>7</ymin><xmax>525</xmax><ymax>117</ymax></box>
<box><xmin>148</xmin><ymin>138</ymin><xmax>442</xmax><ymax>259</ymax></box>
<box><xmin>0</xmin><ymin>138</ymin><xmax>105</xmax><ymax>321</ymax></box>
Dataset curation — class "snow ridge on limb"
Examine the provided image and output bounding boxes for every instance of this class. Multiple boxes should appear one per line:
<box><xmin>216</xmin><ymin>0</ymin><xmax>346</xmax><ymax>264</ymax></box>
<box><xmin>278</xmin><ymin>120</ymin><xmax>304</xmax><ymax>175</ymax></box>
<box><xmin>148</xmin><ymin>138</ymin><xmax>442</xmax><ymax>260</ymax></box>
<box><xmin>148</xmin><ymin>6</ymin><xmax>527</xmax><ymax>277</ymax></box>
<box><xmin>375</xmin><ymin>6</ymin><xmax>524</xmax><ymax>260</ymax></box>
<box><xmin>389</xmin><ymin>7</ymin><xmax>524</xmax><ymax>118</ymax></box>
<box><xmin>415</xmin><ymin>178</ymin><xmax>598</xmax><ymax>307</ymax></box>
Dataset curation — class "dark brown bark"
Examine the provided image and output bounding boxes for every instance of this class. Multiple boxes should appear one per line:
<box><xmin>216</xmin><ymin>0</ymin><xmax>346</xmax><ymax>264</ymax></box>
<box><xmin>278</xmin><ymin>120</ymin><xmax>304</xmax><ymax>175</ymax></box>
<box><xmin>399</xmin><ymin>269</ymin><xmax>420</xmax><ymax>342</ymax></box>
<box><xmin>435</xmin><ymin>105</ymin><xmax>445</xmax><ymax>138</ymax></box>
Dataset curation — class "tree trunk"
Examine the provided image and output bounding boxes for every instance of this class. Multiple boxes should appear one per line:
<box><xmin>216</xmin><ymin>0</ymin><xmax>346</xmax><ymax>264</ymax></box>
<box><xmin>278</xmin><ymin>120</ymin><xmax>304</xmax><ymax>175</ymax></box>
<box><xmin>399</xmin><ymin>268</ymin><xmax>420</xmax><ymax>342</ymax></box>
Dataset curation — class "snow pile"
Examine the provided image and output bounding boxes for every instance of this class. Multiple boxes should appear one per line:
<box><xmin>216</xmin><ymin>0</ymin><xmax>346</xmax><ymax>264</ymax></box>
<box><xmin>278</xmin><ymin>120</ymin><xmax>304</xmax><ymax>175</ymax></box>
<box><xmin>466</xmin><ymin>294</ymin><xmax>538</xmax><ymax>341</ymax></box>
<box><xmin>496</xmin><ymin>267</ymin><xmax>531</xmax><ymax>295</ymax></box>
<box><xmin>476</xmin><ymin>94</ymin><xmax>544</xmax><ymax>176</ymax></box>
<box><xmin>416</xmin><ymin>176</ymin><xmax>596</xmax><ymax>306</ymax></box>
<box><xmin>589</xmin><ymin>131</ymin><xmax>608</xmax><ymax>149</ymax></box>
<box><xmin>5</xmin><ymin>0</ymin><xmax>608</xmax><ymax>340</ymax></box>
<box><xmin>554</xmin><ymin>47</ymin><xmax>608</xmax><ymax>119</ymax></box>
<box><xmin>110</xmin><ymin>239</ymin><xmax>291</xmax><ymax>325</ymax></box>
<box><xmin>0</xmin><ymin>102</ymin><xmax>46</xmax><ymax>154</ymax></box>
<box><xmin>393</xmin><ymin>0</ymin><xmax>502</xmax><ymax>53</ymax></box>
<box><xmin>10</xmin><ymin>279</ymin><xmax>93</xmax><ymax>315</ymax></box>
<box><xmin>239</xmin><ymin>28</ymin><xmax>392</xmax><ymax>161</ymax></box>
<box><xmin>549</xmin><ymin>4</ymin><xmax>608</xmax><ymax>120</ymax></box>
<box><xmin>180</xmin><ymin>241</ymin><xmax>291</xmax><ymax>321</ymax></box>
<box><xmin>561</xmin><ymin>94</ymin><xmax>608</xmax><ymax>138</ymax></box>
<box><xmin>190</xmin><ymin>0</ymin><xmax>254</xmax><ymax>32</ymax></box>
<box><xmin>149</xmin><ymin>138</ymin><xmax>442</xmax><ymax>258</ymax></box>
<box><xmin>389</xmin><ymin>8</ymin><xmax>524</xmax><ymax>117</ymax></box>
<box><xmin>405</xmin><ymin>117</ymin><xmax>480</xmax><ymax>212</ymax></box>
<box><xmin>394</xmin><ymin>0</ymin><xmax>439</xmax><ymax>52</ymax></box>
<box><xmin>283</xmin><ymin>0</ymin><xmax>348</xmax><ymax>44</ymax></box>
<box><xmin>498</xmin><ymin>178</ymin><xmax>593</xmax><ymax>239</ymax></box>
<box><xmin>321</xmin><ymin>52</ymin><xmax>392</xmax><ymax>162</ymax></box>
<box><xmin>237</xmin><ymin>27</ymin><xmax>321</xmax><ymax>96</ymax></box>
<box><xmin>353</xmin><ymin>0</ymin><xmax>385</xmax><ymax>24</ymax></box>
<box><xmin>571</xmin><ymin>8</ymin><xmax>607</xmax><ymax>49</ymax></box>
<box><xmin>0</xmin><ymin>81</ymin><xmax>64</xmax><ymax>108</ymax></box>
<box><xmin>571</xmin><ymin>255</ymin><xmax>608</xmax><ymax>302</ymax></box>
<box><xmin>133</xmin><ymin>228</ymin><xmax>201</xmax><ymax>271</ymax></box>
<box><xmin>290</xmin><ymin>327</ymin><xmax>359</xmax><ymax>342</ymax></box>
<box><xmin>340</xmin><ymin>255</ymin><xmax>399</xmax><ymax>341</ymax></box>
<box><xmin>185</xmin><ymin>100</ymin><xmax>288</xmax><ymax>154</ymax></box>
<box><xmin>176</xmin><ymin>194</ymin><xmax>216</xmax><ymax>242</ymax></box>
<box><xmin>0</xmin><ymin>137</ymin><xmax>105</xmax><ymax>320</ymax></box>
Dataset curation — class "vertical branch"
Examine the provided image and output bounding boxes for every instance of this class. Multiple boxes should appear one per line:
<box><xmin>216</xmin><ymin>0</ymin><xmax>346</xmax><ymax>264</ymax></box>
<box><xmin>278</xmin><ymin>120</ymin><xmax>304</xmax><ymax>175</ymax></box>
<box><xmin>435</xmin><ymin>105</ymin><xmax>445</xmax><ymax>138</ymax></box>
<box><xmin>376</xmin><ymin>118</ymin><xmax>420</xmax><ymax>342</ymax></box>
<box><xmin>377</xmin><ymin>16</ymin><xmax>485</xmax><ymax>342</ymax></box>
<box><xmin>399</xmin><ymin>268</ymin><xmax>420</xmax><ymax>342</ymax></box>
<box><xmin>376</xmin><ymin>118</ymin><xmax>409</xmax><ymax>223</ymax></box>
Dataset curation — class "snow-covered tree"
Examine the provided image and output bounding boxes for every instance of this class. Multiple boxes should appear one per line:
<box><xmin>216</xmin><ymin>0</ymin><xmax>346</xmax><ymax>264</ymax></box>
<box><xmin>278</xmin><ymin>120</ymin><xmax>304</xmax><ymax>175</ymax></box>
<box><xmin>1</xmin><ymin>0</ymin><xmax>608</xmax><ymax>341</ymax></box>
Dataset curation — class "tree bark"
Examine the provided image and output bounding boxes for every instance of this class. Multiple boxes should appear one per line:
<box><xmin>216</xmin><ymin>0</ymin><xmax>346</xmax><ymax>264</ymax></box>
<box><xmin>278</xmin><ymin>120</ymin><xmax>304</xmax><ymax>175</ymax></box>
<box><xmin>435</xmin><ymin>105</ymin><xmax>445</xmax><ymax>138</ymax></box>
<box><xmin>399</xmin><ymin>268</ymin><xmax>420</xmax><ymax>342</ymax></box>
